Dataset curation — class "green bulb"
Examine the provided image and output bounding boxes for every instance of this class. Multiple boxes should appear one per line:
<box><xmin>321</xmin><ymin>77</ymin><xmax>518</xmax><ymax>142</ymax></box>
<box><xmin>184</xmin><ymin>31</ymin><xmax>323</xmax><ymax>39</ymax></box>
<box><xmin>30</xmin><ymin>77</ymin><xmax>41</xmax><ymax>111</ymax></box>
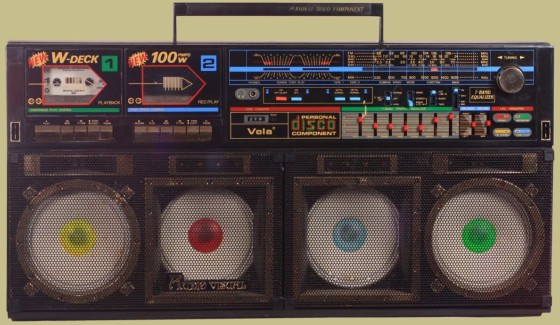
<box><xmin>462</xmin><ymin>218</ymin><xmax>496</xmax><ymax>253</ymax></box>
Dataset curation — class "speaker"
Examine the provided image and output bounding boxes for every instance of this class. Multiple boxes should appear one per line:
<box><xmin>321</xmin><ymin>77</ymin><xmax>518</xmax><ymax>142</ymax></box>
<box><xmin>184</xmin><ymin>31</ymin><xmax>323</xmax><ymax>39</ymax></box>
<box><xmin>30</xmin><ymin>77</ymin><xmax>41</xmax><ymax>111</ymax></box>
<box><xmin>426</xmin><ymin>178</ymin><xmax>544</xmax><ymax>300</ymax></box>
<box><xmin>284</xmin><ymin>150</ymin><xmax>551</xmax><ymax>312</ymax></box>
<box><xmin>144</xmin><ymin>174</ymin><xmax>277</xmax><ymax>304</ymax></box>
<box><xmin>15</xmin><ymin>179</ymin><xmax>140</xmax><ymax>304</ymax></box>
<box><xmin>7</xmin><ymin>149</ymin><xmax>552</xmax><ymax>318</ymax></box>
<box><xmin>8</xmin><ymin>152</ymin><xmax>283</xmax><ymax>317</ymax></box>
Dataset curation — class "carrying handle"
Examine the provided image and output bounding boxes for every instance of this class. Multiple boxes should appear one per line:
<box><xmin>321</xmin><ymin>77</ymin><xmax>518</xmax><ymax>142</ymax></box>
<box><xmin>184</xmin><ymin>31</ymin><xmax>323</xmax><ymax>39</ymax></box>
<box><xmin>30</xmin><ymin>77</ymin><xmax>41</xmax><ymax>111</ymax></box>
<box><xmin>173</xmin><ymin>2</ymin><xmax>384</xmax><ymax>44</ymax></box>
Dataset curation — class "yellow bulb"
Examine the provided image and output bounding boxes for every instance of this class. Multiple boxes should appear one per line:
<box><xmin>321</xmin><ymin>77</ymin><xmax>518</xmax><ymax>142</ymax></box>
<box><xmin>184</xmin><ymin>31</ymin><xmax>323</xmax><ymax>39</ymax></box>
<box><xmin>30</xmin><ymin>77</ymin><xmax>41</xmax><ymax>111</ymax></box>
<box><xmin>59</xmin><ymin>219</ymin><xmax>97</xmax><ymax>256</ymax></box>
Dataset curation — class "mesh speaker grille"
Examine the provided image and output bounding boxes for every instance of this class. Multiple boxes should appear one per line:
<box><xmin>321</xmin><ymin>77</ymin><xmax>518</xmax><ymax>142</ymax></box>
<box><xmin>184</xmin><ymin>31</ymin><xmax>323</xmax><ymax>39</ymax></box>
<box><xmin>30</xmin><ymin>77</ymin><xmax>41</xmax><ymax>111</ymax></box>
<box><xmin>286</xmin><ymin>151</ymin><xmax>550</xmax><ymax>307</ymax></box>
<box><xmin>144</xmin><ymin>177</ymin><xmax>275</xmax><ymax>304</ymax></box>
<box><xmin>7</xmin><ymin>150</ymin><xmax>551</xmax><ymax>314</ymax></box>
<box><xmin>159</xmin><ymin>188</ymin><xmax>253</xmax><ymax>280</ymax></box>
<box><xmin>9</xmin><ymin>152</ymin><xmax>282</xmax><ymax>312</ymax></box>
<box><xmin>426</xmin><ymin>178</ymin><xmax>544</xmax><ymax>300</ymax></box>
<box><xmin>292</xmin><ymin>176</ymin><xmax>421</xmax><ymax>303</ymax></box>
<box><xmin>306</xmin><ymin>188</ymin><xmax>400</xmax><ymax>288</ymax></box>
<box><xmin>15</xmin><ymin>180</ymin><xmax>140</xmax><ymax>304</ymax></box>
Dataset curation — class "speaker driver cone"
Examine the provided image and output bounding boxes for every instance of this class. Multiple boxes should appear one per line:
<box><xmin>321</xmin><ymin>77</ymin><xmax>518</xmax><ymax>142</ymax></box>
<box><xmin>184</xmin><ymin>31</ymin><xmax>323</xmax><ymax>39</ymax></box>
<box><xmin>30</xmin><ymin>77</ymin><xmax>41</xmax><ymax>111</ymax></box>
<box><xmin>426</xmin><ymin>178</ymin><xmax>544</xmax><ymax>299</ymax></box>
<box><xmin>159</xmin><ymin>188</ymin><xmax>253</xmax><ymax>280</ymax></box>
<box><xmin>306</xmin><ymin>189</ymin><xmax>399</xmax><ymax>288</ymax></box>
<box><xmin>16</xmin><ymin>180</ymin><xmax>139</xmax><ymax>303</ymax></box>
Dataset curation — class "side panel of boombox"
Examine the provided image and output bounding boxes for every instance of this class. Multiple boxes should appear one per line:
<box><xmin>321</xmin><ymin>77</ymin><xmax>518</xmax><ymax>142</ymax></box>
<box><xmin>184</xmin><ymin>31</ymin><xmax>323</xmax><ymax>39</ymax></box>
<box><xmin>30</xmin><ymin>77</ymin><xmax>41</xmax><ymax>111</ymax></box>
<box><xmin>7</xmin><ymin>149</ymin><xmax>552</xmax><ymax>319</ymax></box>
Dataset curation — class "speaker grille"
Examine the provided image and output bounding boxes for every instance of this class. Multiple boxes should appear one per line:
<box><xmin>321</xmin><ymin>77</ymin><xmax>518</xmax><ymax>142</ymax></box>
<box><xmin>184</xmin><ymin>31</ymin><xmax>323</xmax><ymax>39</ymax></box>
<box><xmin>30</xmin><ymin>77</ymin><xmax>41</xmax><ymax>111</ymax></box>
<box><xmin>7</xmin><ymin>150</ymin><xmax>551</xmax><ymax>315</ymax></box>
<box><xmin>291</xmin><ymin>176</ymin><xmax>421</xmax><ymax>304</ymax></box>
<box><xmin>15</xmin><ymin>180</ymin><xmax>140</xmax><ymax>304</ymax></box>
<box><xmin>144</xmin><ymin>177</ymin><xmax>275</xmax><ymax>304</ymax></box>
<box><xmin>286</xmin><ymin>151</ymin><xmax>551</xmax><ymax>308</ymax></box>
<box><xmin>307</xmin><ymin>189</ymin><xmax>399</xmax><ymax>288</ymax></box>
<box><xmin>9</xmin><ymin>152</ymin><xmax>282</xmax><ymax>312</ymax></box>
<box><xmin>159</xmin><ymin>188</ymin><xmax>253</xmax><ymax>279</ymax></box>
<box><xmin>426</xmin><ymin>178</ymin><xmax>544</xmax><ymax>300</ymax></box>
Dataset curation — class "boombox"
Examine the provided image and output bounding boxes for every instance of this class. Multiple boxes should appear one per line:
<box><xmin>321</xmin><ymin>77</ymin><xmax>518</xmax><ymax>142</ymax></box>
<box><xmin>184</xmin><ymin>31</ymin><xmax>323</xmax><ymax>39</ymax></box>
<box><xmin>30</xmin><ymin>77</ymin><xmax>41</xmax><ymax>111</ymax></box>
<box><xmin>6</xmin><ymin>3</ymin><xmax>554</xmax><ymax>320</ymax></box>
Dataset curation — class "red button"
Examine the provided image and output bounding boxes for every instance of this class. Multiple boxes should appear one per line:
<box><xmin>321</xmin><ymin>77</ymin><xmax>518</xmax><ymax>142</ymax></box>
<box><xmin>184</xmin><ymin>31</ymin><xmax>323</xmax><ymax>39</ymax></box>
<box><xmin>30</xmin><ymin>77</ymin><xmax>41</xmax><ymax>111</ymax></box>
<box><xmin>275</xmin><ymin>96</ymin><xmax>287</xmax><ymax>102</ymax></box>
<box><xmin>433</xmin><ymin>117</ymin><xmax>439</xmax><ymax>124</ymax></box>
<box><xmin>471</xmin><ymin>121</ymin><xmax>477</xmax><ymax>128</ymax></box>
<box><xmin>388</xmin><ymin>123</ymin><xmax>393</xmax><ymax>130</ymax></box>
<box><xmin>403</xmin><ymin>125</ymin><xmax>409</xmax><ymax>132</ymax></box>
<box><xmin>358</xmin><ymin>116</ymin><xmax>363</xmax><ymax>123</ymax></box>
<box><xmin>373</xmin><ymin>122</ymin><xmax>378</xmax><ymax>129</ymax></box>
<box><xmin>448</xmin><ymin>113</ymin><xmax>454</xmax><ymax>120</ymax></box>
<box><xmin>418</xmin><ymin>125</ymin><xmax>424</xmax><ymax>132</ymax></box>
<box><xmin>485</xmin><ymin>120</ymin><xmax>491</xmax><ymax>127</ymax></box>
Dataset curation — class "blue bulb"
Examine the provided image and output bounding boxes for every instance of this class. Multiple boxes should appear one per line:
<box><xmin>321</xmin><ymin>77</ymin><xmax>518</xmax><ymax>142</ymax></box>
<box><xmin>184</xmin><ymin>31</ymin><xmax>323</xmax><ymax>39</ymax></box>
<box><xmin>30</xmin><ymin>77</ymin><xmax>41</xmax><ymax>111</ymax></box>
<box><xmin>332</xmin><ymin>218</ymin><xmax>367</xmax><ymax>253</ymax></box>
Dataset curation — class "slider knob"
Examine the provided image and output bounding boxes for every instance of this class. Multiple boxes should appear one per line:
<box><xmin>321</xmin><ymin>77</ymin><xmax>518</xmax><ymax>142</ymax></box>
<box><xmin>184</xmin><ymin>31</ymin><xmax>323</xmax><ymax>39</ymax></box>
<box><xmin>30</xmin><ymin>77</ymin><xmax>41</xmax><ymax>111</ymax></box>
<box><xmin>496</xmin><ymin>65</ymin><xmax>525</xmax><ymax>94</ymax></box>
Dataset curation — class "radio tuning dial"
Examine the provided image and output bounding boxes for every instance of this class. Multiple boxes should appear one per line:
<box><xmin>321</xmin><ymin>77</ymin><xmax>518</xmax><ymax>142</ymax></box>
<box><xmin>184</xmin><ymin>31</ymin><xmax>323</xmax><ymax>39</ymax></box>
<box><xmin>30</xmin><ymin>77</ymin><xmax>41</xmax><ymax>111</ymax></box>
<box><xmin>496</xmin><ymin>65</ymin><xmax>525</xmax><ymax>94</ymax></box>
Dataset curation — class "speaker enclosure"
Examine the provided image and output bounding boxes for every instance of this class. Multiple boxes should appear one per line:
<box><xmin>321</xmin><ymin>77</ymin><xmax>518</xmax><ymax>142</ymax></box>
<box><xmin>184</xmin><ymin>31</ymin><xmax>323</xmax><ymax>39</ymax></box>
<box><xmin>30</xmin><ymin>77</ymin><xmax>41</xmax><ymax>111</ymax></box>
<box><xmin>425</xmin><ymin>178</ymin><xmax>545</xmax><ymax>300</ymax></box>
<box><xmin>7</xmin><ymin>149</ymin><xmax>552</xmax><ymax>319</ymax></box>
<box><xmin>15</xmin><ymin>179</ymin><xmax>140</xmax><ymax>304</ymax></box>
<box><xmin>284</xmin><ymin>150</ymin><xmax>551</xmax><ymax>311</ymax></box>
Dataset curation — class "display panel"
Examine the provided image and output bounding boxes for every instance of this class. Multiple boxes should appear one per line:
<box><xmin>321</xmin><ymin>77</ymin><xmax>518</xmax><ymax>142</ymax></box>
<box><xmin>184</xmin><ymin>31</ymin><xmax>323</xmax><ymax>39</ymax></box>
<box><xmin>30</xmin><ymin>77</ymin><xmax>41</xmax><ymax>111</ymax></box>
<box><xmin>125</xmin><ymin>49</ymin><xmax>221</xmax><ymax>114</ymax></box>
<box><xmin>25</xmin><ymin>49</ymin><xmax>122</xmax><ymax>115</ymax></box>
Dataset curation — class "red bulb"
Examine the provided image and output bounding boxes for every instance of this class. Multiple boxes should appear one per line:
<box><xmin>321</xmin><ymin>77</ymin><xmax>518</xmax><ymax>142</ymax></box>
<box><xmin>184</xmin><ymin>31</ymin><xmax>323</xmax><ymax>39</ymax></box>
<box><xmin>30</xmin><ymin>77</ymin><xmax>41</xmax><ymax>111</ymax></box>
<box><xmin>188</xmin><ymin>218</ymin><xmax>224</xmax><ymax>253</ymax></box>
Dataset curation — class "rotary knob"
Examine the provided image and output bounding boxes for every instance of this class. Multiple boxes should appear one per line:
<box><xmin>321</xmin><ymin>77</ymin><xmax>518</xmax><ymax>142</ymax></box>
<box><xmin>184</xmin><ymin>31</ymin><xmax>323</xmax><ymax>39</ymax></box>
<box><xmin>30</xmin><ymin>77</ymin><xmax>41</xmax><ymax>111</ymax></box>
<box><xmin>496</xmin><ymin>65</ymin><xmax>525</xmax><ymax>94</ymax></box>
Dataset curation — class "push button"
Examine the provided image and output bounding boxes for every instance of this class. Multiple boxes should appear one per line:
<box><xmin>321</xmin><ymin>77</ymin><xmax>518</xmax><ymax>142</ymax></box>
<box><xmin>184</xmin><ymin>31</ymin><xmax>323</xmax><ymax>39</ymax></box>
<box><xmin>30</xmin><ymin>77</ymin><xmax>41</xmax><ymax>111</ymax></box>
<box><xmin>34</xmin><ymin>125</ymin><xmax>60</xmax><ymax>142</ymax></box>
<box><xmin>160</xmin><ymin>126</ymin><xmax>173</xmax><ymax>142</ymax></box>
<box><xmin>172</xmin><ymin>126</ymin><xmax>187</xmax><ymax>142</ymax></box>
<box><xmin>60</xmin><ymin>126</ymin><xmax>74</xmax><ymax>141</ymax></box>
<box><xmin>134</xmin><ymin>125</ymin><xmax>148</xmax><ymax>142</ymax></box>
<box><xmin>513</xmin><ymin>128</ymin><xmax>532</xmax><ymax>137</ymax></box>
<box><xmin>87</xmin><ymin>125</ymin><xmax>101</xmax><ymax>141</ymax></box>
<box><xmin>187</xmin><ymin>125</ymin><xmax>200</xmax><ymax>142</ymax></box>
<box><xmin>513</xmin><ymin>113</ymin><xmax>532</xmax><ymax>123</ymax></box>
<box><xmin>74</xmin><ymin>125</ymin><xmax>88</xmax><ymax>141</ymax></box>
<box><xmin>99</xmin><ymin>125</ymin><xmax>113</xmax><ymax>141</ymax></box>
<box><xmin>199</xmin><ymin>125</ymin><xmax>213</xmax><ymax>142</ymax></box>
<box><xmin>146</xmin><ymin>126</ymin><xmax>160</xmax><ymax>142</ymax></box>
<box><xmin>493</xmin><ymin>113</ymin><xmax>512</xmax><ymax>123</ymax></box>
<box><xmin>493</xmin><ymin>128</ymin><xmax>512</xmax><ymax>137</ymax></box>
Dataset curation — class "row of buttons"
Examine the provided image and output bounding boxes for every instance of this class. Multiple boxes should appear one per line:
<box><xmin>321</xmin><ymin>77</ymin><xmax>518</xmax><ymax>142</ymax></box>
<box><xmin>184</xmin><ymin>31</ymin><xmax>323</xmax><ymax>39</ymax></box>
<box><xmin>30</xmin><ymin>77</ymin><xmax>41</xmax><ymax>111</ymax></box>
<box><xmin>134</xmin><ymin>125</ymin><xmax>212</xmax><ymax>142</ymax></box>
<box><xmin>493</xmin><ymin>128</ymin><xmax>532</xmax><ymax>138</ymax></box>
<box><xmin>34</xmin><ymin>125</ymin><xmax>113</xmax><ymax>142</ymax></box>
<box><xmin>493</xmin><ymin>113</ymin><xmax>532</xmax><ymax>123</ymax></box>
<box><xmin>275</xmin><ymin>96</ymin><xmax>363</xmax><ymax>102</ymax></box>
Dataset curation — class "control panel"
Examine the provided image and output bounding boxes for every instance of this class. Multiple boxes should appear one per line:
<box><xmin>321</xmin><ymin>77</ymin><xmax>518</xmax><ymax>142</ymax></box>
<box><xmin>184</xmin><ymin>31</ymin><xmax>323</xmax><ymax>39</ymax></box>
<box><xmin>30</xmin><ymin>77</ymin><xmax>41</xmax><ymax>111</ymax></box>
<box><xmin>227</xmin><ymin>48</ymin><xmax>546</xmax><ymax>142</ymax></box>
<box><xmin>7</xmin><ymin>43</ymin><xmax>553</xmax><ymax>148</ymax></box>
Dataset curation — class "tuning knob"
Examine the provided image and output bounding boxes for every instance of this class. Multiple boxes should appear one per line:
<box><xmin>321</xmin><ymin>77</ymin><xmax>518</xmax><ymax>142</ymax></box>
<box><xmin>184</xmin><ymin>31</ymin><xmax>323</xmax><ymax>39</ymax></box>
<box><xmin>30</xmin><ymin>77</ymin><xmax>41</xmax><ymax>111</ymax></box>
<box><xmin>496</xmin><ymin>65</ymin><xmax>525</xmax><ymax>94</ymax></box>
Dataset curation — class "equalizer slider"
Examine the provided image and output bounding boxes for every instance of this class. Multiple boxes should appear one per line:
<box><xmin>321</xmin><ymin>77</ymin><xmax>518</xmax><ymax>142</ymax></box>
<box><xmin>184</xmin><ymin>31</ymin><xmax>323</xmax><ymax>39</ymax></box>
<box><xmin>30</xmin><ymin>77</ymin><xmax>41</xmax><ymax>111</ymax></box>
<box><xmin>341</xmin><ymin>106</ymin><xmax>459</xmax><ymax>139</ymax></box>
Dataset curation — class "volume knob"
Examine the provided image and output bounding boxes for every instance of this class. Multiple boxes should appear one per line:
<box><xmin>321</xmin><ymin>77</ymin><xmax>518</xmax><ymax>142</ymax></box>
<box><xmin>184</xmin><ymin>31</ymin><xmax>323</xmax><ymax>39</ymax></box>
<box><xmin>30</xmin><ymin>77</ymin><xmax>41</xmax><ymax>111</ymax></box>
<box><xmin>496</xmin><ymin>65</ymin><xmax>525</xmax><ymax>94</ymax></box>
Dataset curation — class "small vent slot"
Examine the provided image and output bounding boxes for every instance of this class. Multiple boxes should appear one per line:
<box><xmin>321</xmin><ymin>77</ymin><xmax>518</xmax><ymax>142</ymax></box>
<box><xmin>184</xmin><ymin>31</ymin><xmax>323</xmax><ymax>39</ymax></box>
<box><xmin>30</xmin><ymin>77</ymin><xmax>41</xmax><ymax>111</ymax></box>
<box><xmin>169</xmin><ymin>155</ymin><xmax>251</xmax><ymax>175</ymax></box>
<box><xmin>433</xmin><ymin>153</ymin><xmax>538</xmax><ymax>174</ymax></box>
<box><xmin>23</xmin><ymin>155</ymin><xmax>133</xmax><ymax>176</ymax></box>
<box><xmin>318</xmin><ymin>154</ymin><xmax>397</xmax><ymax>175</ymax></box>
